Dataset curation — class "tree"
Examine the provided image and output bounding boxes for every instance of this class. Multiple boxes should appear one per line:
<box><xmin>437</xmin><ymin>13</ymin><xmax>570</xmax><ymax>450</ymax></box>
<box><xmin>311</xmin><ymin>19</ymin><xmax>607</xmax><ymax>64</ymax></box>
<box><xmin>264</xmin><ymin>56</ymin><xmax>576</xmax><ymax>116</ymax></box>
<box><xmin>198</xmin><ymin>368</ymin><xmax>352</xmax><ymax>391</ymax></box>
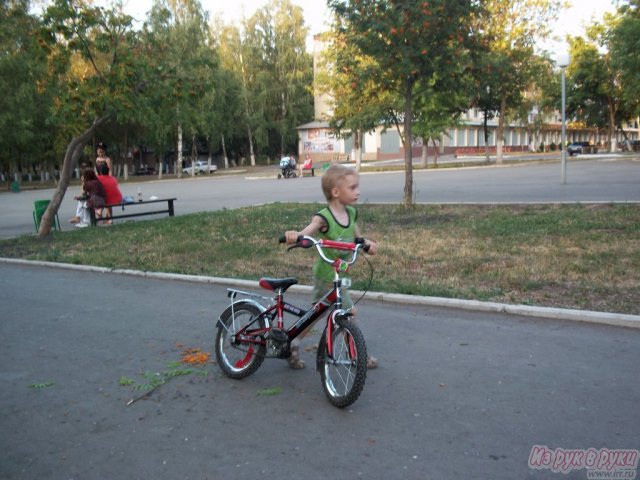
<box><xmin>471</xmin><ymin>0</ymin><xmax>563</xmax><ymax>163</ymax></box>
<box><xmin>609</xmin><ymin>0</ymin><xmax>640</xmax><ymax>120</ymax></box>
<box><xmin>141</xmin><ymin>0</ymin><xmax>216</xmax><ymax>178</ymax></box>
<box><xmin>0</xmin><ymin>0</ymin><xmax>53</xmax><ymax>183</ymax></box>
<box><xmin>565</xmin><ymin>14</ymin><xmax>631</xmax><ymax>152</ymax></box>
<box><xmin>412</xmin><ymin>76</ymin><xmax>470</xmax><ymax>168</ymax></box>
<box><xmin>520</xmin><ymin>56</ymin><xmax>557</xmax><ymax>152</ymax></box>
<box><xmin>217</xmin><ymin>22</ymin><xmax>260</xmax><ymax>166</ymax></box>
<box><xmin>38</xmin><ymin>0</ymin><xmax>141</xmax><ymax>236</ymax></box>
<box><xmin>328</xmin><ymin>0</ymin><xmax>477</xmax><ymax>206</ymax></box>
<box><xmin>243</xmin><ymin>0</ymin><xmax>313</xmax><ymax>161</ymax></box>
<box><xmin>316</xmin><ymin>29</ymin><xmax>390</xmax><ymax>170</ymax></box>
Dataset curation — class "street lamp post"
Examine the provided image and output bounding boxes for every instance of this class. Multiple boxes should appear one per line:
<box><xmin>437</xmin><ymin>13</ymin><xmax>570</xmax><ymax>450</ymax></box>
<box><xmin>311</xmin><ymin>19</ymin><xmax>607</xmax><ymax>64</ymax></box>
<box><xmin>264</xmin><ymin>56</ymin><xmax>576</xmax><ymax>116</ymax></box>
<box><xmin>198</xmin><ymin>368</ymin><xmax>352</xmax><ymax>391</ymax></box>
<box><xmin>557</xmin><ymin>53</ymin><xmax>570</xmax><ymax>184</ymax></box>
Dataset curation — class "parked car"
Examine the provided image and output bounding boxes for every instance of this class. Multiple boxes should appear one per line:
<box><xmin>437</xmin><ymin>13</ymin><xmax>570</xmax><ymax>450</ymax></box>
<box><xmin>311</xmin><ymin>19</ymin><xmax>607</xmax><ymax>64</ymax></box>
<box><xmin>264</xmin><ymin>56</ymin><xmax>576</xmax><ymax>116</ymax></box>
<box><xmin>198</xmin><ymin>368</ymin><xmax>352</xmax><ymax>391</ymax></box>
<box><xmin>182</xmin><ymin>160</ymin><xmax>218</xmax><ymax>175</ymax></box>
<box><xmin>134</xmin><ymin>166</ymin><xmax>156</xmax><ymax>175</ymax></box>
<box><xmin>624</xmin><ymin>139</ymin><xmax>640</xmax><ymax>152</ymax></box>
<box><xmin>567</xmin><ymin>141</ymin><xmax>594</xmax><ymax>156</ymax></box>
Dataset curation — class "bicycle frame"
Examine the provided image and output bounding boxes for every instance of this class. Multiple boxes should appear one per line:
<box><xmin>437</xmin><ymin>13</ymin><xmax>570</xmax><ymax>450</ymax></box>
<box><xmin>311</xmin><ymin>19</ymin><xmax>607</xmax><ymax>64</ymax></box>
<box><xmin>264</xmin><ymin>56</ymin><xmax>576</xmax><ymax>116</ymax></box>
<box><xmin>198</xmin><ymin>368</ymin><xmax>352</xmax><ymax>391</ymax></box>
<box><xmin>223</xmin><ymin>276</ymin><xmax>349</xmax><ymax>358</ymax></box>
<box><xmin>219</xmin><ymin>235</ymin><xmax>366</xmax><ymax>362</ymax></box>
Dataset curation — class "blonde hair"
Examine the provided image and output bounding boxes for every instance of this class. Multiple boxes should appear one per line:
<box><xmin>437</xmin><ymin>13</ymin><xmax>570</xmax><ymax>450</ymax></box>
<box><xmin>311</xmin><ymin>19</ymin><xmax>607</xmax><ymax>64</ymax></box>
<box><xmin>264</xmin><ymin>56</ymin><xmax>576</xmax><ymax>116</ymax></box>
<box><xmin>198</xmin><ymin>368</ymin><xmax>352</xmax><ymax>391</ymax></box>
<box><xmin>321</xmin><ymin>164</ymin><xmax>358</xmax><ymax>201</ymax></box>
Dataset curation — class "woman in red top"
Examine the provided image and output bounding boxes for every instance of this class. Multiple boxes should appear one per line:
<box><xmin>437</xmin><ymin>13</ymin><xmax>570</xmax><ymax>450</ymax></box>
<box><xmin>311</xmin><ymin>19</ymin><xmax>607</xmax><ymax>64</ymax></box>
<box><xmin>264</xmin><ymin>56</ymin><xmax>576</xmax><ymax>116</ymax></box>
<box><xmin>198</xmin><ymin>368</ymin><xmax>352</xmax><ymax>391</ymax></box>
<box><xmin>96</xmin><ymin>164</ymin><xmax>122</xmax><ymax>223</ymax></box>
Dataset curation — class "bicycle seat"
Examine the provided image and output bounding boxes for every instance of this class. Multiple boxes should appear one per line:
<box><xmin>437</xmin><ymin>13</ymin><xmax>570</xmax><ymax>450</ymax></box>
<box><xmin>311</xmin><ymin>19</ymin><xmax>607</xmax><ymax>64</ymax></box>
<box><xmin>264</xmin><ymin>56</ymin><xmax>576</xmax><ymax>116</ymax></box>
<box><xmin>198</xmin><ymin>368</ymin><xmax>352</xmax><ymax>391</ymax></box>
<box><xmin>259</xmin><ymin>277</ymin><xmax>298</xmax><ymax>292</ymax></box>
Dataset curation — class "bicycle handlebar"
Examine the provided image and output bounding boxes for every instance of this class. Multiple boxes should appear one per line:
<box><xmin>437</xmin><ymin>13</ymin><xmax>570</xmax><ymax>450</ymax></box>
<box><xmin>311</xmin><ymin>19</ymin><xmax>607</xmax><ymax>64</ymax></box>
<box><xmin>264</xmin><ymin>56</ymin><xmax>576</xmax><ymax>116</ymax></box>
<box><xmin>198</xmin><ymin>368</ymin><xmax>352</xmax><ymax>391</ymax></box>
<box><xmin>278</xmin><ymin>235</ymin><xmax>369</xmax><ymax>266</ymax></box>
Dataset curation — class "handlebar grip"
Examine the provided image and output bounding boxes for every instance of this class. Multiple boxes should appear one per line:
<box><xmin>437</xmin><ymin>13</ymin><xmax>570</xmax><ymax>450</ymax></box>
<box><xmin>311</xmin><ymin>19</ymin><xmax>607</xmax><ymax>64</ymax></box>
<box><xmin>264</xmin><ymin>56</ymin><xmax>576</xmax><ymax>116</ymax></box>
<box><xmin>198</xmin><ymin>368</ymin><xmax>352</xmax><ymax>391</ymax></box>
<box><xmin>298</xmin><ymin>235</ymin><xmax>313</xmax><ymax>248</ymax></box>
<box><xmin>355</xmin><ymin>237</ymin><xmax>370</xmax><ymax>252</ymax></box>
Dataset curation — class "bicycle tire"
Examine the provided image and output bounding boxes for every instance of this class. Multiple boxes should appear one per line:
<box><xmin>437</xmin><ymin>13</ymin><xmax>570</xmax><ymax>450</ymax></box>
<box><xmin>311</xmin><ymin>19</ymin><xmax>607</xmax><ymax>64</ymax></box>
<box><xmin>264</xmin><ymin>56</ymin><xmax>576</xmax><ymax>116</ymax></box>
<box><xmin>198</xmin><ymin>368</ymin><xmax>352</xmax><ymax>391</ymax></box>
<box><xmin>215</xmin><ymin>303</ymin><xmax>267</xmax><ymax>379</ymax></box>
<box><xmin>317</xmin><ymin>320</ymin><xmax>367</xmax><ymax>408</ymax></box>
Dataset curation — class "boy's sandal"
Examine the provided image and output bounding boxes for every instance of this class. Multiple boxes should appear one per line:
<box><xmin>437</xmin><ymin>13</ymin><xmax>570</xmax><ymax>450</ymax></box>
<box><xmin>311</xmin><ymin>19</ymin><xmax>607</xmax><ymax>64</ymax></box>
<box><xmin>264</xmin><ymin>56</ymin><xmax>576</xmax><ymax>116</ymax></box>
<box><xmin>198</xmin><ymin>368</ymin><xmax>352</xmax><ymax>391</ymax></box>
<box><xmin>366</xmin><ymin>355</ymin><xmax>378</xmax><ymax>370</ymax></box>
<box><xmin>287</xmin><ymin>354</ymin><xmax>305</xmax><ymax>369</ymax></box>
<box><xmin>287</xmin><ymin>346</ymin><xmax>305</xmax><ymax>369</ymax></box>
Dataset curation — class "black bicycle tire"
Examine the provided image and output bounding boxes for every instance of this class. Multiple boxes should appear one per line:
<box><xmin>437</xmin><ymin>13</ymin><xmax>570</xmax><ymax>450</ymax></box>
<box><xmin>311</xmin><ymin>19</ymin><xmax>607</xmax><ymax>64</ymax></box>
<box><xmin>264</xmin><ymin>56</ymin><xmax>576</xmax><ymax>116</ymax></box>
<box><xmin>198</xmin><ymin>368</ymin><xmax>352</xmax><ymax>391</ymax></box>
<box><xmin>215</xmin><ymin>303</ymin><xmax>266</xmax><ymax>379</ymax></box>
<box><xmin>317</xmin><ymin>320</ymin><xmax>367</xmax><ymax>408</ymax></box>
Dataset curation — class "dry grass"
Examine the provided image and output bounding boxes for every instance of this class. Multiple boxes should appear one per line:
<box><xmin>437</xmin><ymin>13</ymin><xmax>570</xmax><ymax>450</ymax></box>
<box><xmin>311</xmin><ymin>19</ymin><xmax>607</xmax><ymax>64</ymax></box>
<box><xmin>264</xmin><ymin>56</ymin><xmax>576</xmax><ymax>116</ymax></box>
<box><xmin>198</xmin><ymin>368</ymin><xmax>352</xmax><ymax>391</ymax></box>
<box><xmin>1</xmin><ymin>203</ymin><xmax>638</xmax><ymax>314</ymax></box>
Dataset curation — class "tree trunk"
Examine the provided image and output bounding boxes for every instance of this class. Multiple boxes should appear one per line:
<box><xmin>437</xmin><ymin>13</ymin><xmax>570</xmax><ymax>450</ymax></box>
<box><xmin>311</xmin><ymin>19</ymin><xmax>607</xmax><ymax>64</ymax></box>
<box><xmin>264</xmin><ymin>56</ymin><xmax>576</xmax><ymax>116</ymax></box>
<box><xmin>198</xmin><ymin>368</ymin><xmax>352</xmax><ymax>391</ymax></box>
<box><xmin>177</xmin><ymin>125</ymin><xmax>183</xmax><ymax>179</ymax></box>
<box><xmin>608</xmin><ymin>107</ymin><xmax>616</xmax><ymax>153</ymax></box>
<box><xmin>190</xmin><ymin>134</ymin><xmax>197</xmax><ymax>177</ymax></box>
<box><xmin>247</xmin><ymin>125</ymin><xmax>256</xmax><ymax>167</ymax></box>
<box><xmin>280</xmin><ymin>90</ymin><xmax>286</xmax><ymax>166</ymax></box>
<box><xmin>123</xmin><ymin>130</ymin><xmax>128</xmax><ymax>180</ymax></box>
<box><xmin>432</xmin><ymin>138</ymin><xmax>440</xmax><ymax>167</ymax></box>
<box><xmin>37</xmin><ymin>115</ymin><xmax>109</xmax><ymax>237</ymax></box>
<box><xmin>48</xmin><ymin>165</ymin><xmax>58</xmax><ymax>186</ymax></box>
<box><xmin>483</xmin><ymin>110</ymin><xmax>490</xmax><ymax>163</ymax></box>
<box><xmin>221</xmin><ymin>134</ymin><xmax>229</xmax><ymax>169</ymax></box>
<box><xmin>353</xmin><ymin>129</ymin><xmax>362</xmax><ymax>172</ymax></box>
<box><xmin>402</xmin><ymin>79</ymin><xmax>414</xmax><ymax>207</ymax></box>
<box><xmin>421</xmin><ymin>142</ymin><xmax>428</xmax><ymax>168</ymax></box>
<box><xmin>496</xmin><ymin>97</ymin><xmax>506</xmax><ymax>164</ymax></box>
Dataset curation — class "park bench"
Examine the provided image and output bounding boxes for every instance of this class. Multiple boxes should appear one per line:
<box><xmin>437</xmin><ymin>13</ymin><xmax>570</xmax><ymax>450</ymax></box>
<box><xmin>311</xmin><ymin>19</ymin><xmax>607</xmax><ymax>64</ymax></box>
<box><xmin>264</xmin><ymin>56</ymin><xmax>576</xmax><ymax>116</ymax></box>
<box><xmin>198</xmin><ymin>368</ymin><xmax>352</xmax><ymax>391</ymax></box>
<box><xmin>331</xmin><ymin>153</ymin><xmax>350</xmax><ymax>163</ymax></box>
<box><xmin>89</xmin><ymin>197</ymin><xmax>177</xmax><ymax>226</ymax></box>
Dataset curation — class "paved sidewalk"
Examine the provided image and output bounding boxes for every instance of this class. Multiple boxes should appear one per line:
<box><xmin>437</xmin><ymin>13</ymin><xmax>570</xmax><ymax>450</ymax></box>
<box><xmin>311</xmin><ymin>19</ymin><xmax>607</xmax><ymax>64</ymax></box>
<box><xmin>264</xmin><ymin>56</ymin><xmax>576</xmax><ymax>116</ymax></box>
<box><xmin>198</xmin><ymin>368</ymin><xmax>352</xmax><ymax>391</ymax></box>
<box><xmin>3</xmin><ymin>257</ymin><xmax>640</xmax><ymax>329</ymax></box>
<box><xmin>1</xmin><ymin>262</ymin><xmax>639</xmax><ymax>480</ymax></box>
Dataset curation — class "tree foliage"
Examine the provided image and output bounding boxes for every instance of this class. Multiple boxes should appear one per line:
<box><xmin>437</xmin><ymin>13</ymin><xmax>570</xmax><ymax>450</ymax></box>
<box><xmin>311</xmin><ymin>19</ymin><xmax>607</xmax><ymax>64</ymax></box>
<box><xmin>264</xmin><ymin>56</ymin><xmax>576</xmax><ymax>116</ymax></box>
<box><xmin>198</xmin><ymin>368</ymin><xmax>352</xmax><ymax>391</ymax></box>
<box><xmin>140</xmin><ymin>0</ymin><xmax>217</xmax><ymax>177</ymax></box>
<box><xmin>609</xmin><ymin>0</ymin><xmax>640</xmax><ymax>118</ymax></box>
<box><xmin>328</xmin><ymin>0</ymin><xmax>478</xmax><ymax>205</ymax></box>
<box><xmin>470</xmin><ymin>0</ymin><xmax>562</xmax><ymax>162</ymax></box>
<box><xmin>565</xmin><ymin>11</ymin><xmax>633</xmax><ymax>150</ymax></box>
<box><xmin>0</xmin><ymin>0</ymin><xmax>54</xmax><ymax>177</ymax></box>
<box><xmin>36</xmin><ymin>0</ymin><xmax>141</xmax><ymax>236</ymax></box>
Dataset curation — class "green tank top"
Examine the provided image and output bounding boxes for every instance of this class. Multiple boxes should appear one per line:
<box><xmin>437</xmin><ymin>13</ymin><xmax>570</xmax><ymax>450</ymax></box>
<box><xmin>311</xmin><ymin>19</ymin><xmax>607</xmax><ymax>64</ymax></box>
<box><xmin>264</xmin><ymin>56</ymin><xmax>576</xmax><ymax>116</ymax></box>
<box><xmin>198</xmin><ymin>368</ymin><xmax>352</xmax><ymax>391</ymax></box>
<box><xmin>312</xmin><ymin>206</ymin><xmax>358</xmax><ymax>282</ymax></box>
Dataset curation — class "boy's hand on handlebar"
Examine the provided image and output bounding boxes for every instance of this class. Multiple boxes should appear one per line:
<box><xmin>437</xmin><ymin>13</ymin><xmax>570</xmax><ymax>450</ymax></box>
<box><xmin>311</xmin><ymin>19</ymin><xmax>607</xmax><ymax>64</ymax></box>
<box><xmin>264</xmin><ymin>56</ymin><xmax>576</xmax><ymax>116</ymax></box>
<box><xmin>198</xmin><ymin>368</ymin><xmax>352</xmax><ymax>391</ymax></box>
<box><xmin>284</xmin><ymin>231</ymin><xmax>300</xmax><ymax>245</ymax></box>
<box><xmin>365</xmin><ymin>239</ymin><xmax>377</xmax><ymax>255</ymax></box>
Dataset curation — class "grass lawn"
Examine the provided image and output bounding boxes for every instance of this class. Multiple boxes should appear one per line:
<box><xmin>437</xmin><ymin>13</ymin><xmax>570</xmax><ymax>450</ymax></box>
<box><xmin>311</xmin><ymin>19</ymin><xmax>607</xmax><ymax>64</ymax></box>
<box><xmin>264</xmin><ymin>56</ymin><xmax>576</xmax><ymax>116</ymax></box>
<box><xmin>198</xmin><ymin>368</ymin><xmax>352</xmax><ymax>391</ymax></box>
<box><xmin>1</xmin><ymin>203</ymin><xmax>638</xmax><ymax>315</ymax></box>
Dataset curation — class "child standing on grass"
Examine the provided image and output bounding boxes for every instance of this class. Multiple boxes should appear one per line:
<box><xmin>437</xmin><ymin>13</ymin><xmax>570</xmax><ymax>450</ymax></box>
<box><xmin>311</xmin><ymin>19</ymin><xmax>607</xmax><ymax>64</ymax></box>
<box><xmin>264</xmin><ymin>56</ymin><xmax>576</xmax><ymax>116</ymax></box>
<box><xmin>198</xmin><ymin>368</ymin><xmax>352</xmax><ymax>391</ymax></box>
<box><xmin>284</xmin><ymin>163</ymin><xmax>378</xmax><ymax>369</ymax></box>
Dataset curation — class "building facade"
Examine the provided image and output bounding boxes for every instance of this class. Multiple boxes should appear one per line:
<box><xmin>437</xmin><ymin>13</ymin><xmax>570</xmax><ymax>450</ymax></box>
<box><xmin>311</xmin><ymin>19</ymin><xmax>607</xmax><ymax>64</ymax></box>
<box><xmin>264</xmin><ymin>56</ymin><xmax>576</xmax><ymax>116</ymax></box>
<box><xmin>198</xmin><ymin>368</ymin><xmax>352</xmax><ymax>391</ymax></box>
<box><xmin>298</xmin><ymin>35</ymin><xmax>639</xmax><ymax>162</ymax></box>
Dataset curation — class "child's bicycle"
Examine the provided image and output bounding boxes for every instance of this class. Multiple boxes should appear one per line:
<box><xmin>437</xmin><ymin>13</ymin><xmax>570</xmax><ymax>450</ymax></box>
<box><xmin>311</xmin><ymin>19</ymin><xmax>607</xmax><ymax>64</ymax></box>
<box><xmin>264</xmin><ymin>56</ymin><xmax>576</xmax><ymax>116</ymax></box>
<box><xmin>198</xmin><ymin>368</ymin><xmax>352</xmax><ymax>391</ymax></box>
<box><xmin>214</xmin><ymin>235</ymin><xmax>370</xmax><ymax>408</ymax></box>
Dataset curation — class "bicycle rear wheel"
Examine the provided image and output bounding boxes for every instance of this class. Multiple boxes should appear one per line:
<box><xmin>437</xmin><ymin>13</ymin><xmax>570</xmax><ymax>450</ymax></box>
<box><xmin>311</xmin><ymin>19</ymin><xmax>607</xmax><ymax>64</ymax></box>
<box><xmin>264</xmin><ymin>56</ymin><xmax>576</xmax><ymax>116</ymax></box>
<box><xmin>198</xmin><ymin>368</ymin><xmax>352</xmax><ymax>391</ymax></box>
<box><xmin>317</xmin><ymin>320</ymin><xmax>367</xmax><ymax>408</ymax></box>
<box><xmin>215</xmin><ymin>303</ymin><xmax>267</xmax><ymax>379</ymax></box>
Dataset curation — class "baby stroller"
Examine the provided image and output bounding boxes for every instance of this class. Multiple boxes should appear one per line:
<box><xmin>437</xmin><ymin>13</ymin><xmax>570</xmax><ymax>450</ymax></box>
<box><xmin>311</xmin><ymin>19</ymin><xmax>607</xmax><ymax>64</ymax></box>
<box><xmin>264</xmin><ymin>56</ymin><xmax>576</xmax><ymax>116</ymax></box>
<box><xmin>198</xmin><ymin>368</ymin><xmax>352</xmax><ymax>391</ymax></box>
<box><xmin>278</xmin><ymin>156</ymin><xmax>297</xmax><ymax>179</ymax></box>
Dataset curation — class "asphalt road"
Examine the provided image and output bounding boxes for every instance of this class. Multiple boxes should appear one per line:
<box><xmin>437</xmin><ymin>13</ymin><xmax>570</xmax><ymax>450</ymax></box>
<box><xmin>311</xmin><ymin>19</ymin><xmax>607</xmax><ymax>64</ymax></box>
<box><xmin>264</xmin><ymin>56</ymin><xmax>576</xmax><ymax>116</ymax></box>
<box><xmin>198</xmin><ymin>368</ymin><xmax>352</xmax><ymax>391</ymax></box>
<box><xmin>1</xmin><ymin>263</ymin><xmax>639</xmax><ymax>479</ymax></box>
<box><xmin>1</xmin><ymin>155</ymin><xmax>639</xmax><ymax>238</ymax></box>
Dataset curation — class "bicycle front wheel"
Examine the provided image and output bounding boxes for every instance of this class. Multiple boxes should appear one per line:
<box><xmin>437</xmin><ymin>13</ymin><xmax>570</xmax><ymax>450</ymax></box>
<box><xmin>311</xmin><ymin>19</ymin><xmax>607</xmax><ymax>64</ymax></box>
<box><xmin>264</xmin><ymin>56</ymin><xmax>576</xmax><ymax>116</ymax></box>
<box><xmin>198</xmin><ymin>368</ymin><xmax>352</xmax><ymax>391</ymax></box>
<box><xmin>317</xmin><ymin>320</ymin><xmax>367</xmax><ymax>408</ymax></box>
<box><xmin>215</xmin><ymin>303</ymin><xmax>267</xmax><ymax>379</ymax></box>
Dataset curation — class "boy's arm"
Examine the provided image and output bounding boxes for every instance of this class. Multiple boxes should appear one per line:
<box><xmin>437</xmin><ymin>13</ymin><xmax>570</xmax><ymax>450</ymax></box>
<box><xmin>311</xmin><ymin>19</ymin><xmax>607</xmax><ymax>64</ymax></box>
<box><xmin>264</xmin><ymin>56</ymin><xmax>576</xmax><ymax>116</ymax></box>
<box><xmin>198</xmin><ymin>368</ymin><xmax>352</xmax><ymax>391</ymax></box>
<box><xmin>285</xmin><ymin>215</ymin><xmax>326</xmax><ymax>244</ymax></box>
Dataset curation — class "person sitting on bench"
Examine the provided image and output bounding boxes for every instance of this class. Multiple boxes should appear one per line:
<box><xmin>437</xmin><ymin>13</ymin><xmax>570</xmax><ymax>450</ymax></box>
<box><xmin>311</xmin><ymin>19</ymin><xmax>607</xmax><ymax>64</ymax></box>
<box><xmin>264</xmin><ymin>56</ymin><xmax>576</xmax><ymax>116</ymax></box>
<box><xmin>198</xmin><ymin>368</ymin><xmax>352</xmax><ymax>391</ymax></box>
<box><xmin>96</xmin><ymin>164</ymin><xmax>122</xmax><ymax>224</ymax></box>
<box><xmin>299</xmin><ymin>154</ymin><xmax>313</xmax><ymax>177</ymax></box>
<box><xmin>69</xmin><ymin>168</ymin><xmax>105</xmax><ymax>228</ymax></box>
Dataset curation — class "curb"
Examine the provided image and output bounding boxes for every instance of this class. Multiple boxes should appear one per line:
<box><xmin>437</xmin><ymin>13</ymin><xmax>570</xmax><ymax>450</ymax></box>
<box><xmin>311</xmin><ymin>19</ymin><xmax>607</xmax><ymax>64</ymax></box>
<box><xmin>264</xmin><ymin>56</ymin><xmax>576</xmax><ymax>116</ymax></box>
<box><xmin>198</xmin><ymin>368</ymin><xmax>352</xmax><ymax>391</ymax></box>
<box><xmin>3</xmin><ymin>257</ymin><xmax>639</xmax><ymax>330</ymax></box>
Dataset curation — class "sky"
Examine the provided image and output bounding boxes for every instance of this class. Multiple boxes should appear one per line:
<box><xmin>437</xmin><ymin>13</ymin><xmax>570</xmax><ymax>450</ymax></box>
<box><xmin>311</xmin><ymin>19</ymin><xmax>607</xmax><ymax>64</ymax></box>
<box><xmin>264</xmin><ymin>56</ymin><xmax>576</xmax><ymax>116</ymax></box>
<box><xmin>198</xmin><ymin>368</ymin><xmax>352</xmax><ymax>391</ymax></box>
<box><xmin>114</xmin><ymin>0</ymin><xmax>616</xmax><ymax>54</ymax></box>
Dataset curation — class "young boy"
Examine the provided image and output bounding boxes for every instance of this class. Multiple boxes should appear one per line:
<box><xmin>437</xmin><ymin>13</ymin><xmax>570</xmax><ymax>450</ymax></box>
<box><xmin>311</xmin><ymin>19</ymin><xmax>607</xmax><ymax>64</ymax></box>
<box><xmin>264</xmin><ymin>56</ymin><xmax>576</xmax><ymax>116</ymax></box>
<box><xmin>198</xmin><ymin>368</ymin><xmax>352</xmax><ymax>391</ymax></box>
<box><xmin>284</xmin><ymin>163</ymin><xmax>378</xmax><ymax>369</ymax></box>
